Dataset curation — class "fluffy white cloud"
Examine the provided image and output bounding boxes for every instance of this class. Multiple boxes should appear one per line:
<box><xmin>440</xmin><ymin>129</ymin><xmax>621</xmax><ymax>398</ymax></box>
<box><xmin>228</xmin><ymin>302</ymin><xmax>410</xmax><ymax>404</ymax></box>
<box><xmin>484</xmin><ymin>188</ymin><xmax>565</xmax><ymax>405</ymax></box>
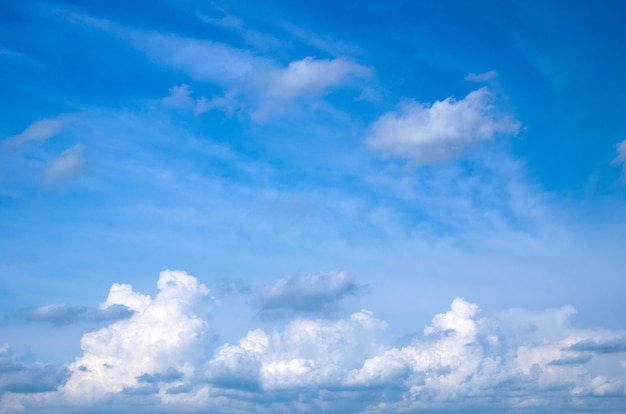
<box><xmin>3</xmin><ymin>272</ymin><xmax>626</xmax><ymax>413</ymax></box>
<box><xmin>59</xmin><ymin>270</ymin><xmax>209</xmax><ymax>403</ymax></box>
<box><xmin>251</xmin><ymin>57</ymin><xmax>369</xmax><ymax>120</ymax></box>
<box><xmin>366</xmin><ymin>88</ymin><xmax>521</xmax><ymax>164</ymax></box>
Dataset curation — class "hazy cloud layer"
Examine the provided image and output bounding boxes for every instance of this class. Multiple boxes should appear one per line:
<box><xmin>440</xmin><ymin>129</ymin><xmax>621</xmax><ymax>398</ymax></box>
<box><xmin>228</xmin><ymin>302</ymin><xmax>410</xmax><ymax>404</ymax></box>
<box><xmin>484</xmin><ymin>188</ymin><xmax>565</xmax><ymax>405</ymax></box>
<box><xmin>2</xmin><ymin>271</ymin><xmax>625</xmax><ymax>413</ymax></box>
<box><xmin>366</xmin><ymin>88</ymin><xmax>521</xmax><ymax>164</ymax></box>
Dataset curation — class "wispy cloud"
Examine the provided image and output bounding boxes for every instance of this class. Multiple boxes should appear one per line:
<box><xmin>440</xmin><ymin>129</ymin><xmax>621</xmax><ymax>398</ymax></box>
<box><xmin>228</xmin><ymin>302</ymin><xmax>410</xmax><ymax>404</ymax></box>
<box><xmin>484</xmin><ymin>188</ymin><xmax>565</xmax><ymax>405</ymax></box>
<box><xmin>3</xmin><ymin>117</ymin><xmax>70</xmax><ymax>147</ymax></box>
<box><xmin>43</xmin><ymin>145</ymin><xmax>85</xmax><ymax>186</ymax></box>
<box><xmin>612</xmin><ymin>139</ymin><xmax>626</xmax><ymax>176</ymax></box>
<box><xmin>366</xmin><ymin>87</ymin><xmax>521</xmax><ymax>164</ymax></box>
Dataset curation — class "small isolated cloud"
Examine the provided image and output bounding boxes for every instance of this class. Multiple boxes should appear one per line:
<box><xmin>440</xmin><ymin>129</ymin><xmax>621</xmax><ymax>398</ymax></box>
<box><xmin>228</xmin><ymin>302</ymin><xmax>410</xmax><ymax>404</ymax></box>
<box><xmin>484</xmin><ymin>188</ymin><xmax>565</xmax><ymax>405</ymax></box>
<box><xmin>257</xmin><ymin>272</ymin><xmax>361</xmax><ymax>316</ymax></box>
<box><xmin>162</xmin><ymin>85</ymin><xmax>234</xmax><ymax>115</ymax></box>
<box><xmin>366</xmin><ymin>87</ymin><xmax>521</xmax><ymax>164</ymax></box>
<box><xmin>43</xmin><ymin>145</ymin><xmax>85</xmax><ymax>186</ymax></box>
<box><xmin>612</xmin><ymin>139</ymin><xmax>626</xmax><ymax>174</ymax></box>
<box><xmin>4</xmin><ymin>117</ymin><xmax>70</xmax><ymax>147</ymax></box>
<box><xmin>465</xmin><ymin>70</ymin><xmax>498</xmax><ymax>82</ymax></box>
<box><xmin>261</xmin><ymin>57</ymin><xmax>369</xmax><ymax>100</ymax></box>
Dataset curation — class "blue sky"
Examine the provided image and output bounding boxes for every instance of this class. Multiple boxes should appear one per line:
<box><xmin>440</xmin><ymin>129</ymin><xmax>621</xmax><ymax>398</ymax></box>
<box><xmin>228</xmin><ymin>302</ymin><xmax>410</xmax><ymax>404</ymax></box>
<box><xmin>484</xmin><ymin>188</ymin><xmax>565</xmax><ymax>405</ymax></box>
<box><xmin>1</xmin><ymin>0</ymin><xmax>626</xmax><ymax>412</ymax></box>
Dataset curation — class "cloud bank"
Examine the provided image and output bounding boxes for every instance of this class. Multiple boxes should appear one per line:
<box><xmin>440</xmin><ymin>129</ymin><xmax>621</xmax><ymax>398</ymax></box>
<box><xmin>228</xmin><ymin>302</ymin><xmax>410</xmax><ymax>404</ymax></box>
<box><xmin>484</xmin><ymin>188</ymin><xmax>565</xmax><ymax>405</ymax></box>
<box><xmin>2</xmin><ymin>271</ymin><xmax>625</xmax><ymax>413</ymax></box>
<box><xmin>366</xmin><ymin>88</ymin><xmax>521</xmax><ymax>164</ymax></box>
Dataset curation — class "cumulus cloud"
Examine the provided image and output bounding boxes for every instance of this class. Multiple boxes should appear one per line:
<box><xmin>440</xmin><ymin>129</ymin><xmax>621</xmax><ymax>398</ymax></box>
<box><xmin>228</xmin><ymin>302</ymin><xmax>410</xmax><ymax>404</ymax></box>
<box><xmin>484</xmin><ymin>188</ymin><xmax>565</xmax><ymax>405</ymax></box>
<box><xmin>3</xmin><ymin>272</ymin><xmax>626</xmax><ymax>413</ymax></box>
<box><xmin>3</xmin><ymin>117</ymin><xmax>70</xmax><ymax>147</ymax></box>
<box><xmin>43</xmin><ymin>145</ymin><xmax>86</xmax><ymax>186</ymax></box>
<box><xmin>59</xmin><ymin>270</ymin><xmax>209</xmax><ymax>404</ymax></box>
<box><xmin>366</xmin><ymin>87</ymin><xmax>521</xmax><ymax>164</ymax></box>
<box><xmin>257</xmin><ymin>272</ymin><xmax>361</xmax><ymax>317</ymax></box>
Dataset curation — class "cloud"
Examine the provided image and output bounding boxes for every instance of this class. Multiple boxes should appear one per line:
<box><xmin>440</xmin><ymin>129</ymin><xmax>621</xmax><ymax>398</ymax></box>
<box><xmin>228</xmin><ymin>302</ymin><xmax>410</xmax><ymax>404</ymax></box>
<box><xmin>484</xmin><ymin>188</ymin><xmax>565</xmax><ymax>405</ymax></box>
<box><xmin>0</xmin><ymin>360</ymin><xmax>68</xmax><ymax>395</ymax></box>
<box><xmin>568</xmin><ymin>337</ymin><xmax>626</xmax><ymax>354</ymax></box>
<box><xmin>20</xmin><ymin>303</ymin><xmax>134</xmax><ymax>326</ymax></box>
<box><xmin>465</xmin><ymin>70</ymin><xmax>498</xmax><ymax>82</ymax></box>
<box><xmin>135</xmin><ymin>33</ymin><xmax>265</xmax><ymax>85</ymax></box>
<box><xmin>43</xmin><ymin>145</ymin><xmax>86</xmax><ymax>186</ymax></box>
<box><xmin>26</xmin><ymin>304</ymin><xmax>87</xmax><ymax>326</ymax></box>
<box><xmin>3</xmin><ymin>117</ymin><xmax>69</xmax><ymax>147</ymax></box>
<box><xmin>256</xmin><ymin>272</ymin><xmax>361</xmax><ymax>316</ymax></box>
<box><xmin>129</xmin><ymin>29</ymin><xmax>369</xmax><ymax>119</ymax></box>
<box><xmin>366</xmin><ymin>87</ymin><xmax>521</xmax><ymax>164</ymax></box>
<box><xmin>162</xmin><ymin>85</ymin><xmax>234</xmax><ymax>115</ymax></box>
<box><xmin>252</xmin><ymin>57</ymin><xmax>370</xmax><ymax>120</ymax></box>
<box><xmin>612</xmin><ymin>139</ymin><xmax>626</xmax><ymax>174</ymax></box>
<box><xmin>59</xmin><ymin>270</ymin><xmax>209</xmax><ymax>403</ymax></box>
<box><xmin>3</xmin><ymin>272</ymin><xmax>626</xmax><ymax>413</ymax></box>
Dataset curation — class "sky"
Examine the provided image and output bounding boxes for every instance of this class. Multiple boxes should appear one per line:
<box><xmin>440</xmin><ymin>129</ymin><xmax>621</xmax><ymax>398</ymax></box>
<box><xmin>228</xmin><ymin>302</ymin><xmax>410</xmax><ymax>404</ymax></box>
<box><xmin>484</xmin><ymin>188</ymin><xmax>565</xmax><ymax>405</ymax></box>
<box><xmin>1</xmin><ymin>0</ymin><xmax>626</xmax><ymax>412</ymax></box>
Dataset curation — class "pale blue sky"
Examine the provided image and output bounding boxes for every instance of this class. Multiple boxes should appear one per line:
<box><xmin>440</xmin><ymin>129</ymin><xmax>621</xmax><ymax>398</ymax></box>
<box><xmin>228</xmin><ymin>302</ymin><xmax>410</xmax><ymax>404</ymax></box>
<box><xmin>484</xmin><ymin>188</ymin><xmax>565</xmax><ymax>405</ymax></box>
<box><xmin>1</xmin><ymin>1</ymin><xmax>626</xmax><ymax>412</ymax></box>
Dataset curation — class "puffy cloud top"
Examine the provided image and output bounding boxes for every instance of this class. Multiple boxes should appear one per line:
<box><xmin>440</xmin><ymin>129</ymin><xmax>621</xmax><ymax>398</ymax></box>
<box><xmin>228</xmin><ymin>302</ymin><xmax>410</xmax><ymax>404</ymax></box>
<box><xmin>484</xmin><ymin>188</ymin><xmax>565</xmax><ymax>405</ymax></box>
<box><xmin>366</xmin><ymin>88</ymin><xmax>521</xmax><ymax>164</ymax></box>
<box><xmin>3</xmin><ymin>272</ymin><xmax>626</xmax><ymax>413</ymax></box>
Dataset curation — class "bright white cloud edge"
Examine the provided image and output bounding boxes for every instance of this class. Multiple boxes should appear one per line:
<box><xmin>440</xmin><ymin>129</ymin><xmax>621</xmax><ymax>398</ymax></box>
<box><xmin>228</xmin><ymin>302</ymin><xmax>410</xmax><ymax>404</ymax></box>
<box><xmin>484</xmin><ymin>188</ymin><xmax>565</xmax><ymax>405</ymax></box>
<box><xmin>1</xmin><ymin>270</ymin><xmax>625</xmax><ymax>414</ymax></box>
<box><xmin>366</xmin><ymin>87</ymin><xmax>521</xmax><ymax>165</ymax></box>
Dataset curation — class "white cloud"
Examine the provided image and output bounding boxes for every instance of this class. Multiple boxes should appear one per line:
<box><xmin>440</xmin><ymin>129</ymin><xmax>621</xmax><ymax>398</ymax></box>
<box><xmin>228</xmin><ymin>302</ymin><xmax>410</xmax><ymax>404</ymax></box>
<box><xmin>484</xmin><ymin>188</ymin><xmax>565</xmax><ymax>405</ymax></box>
<box><xmin>162</xmin><ymin>84</ymin><xmax>195</xmax><ymax>108</ymax></box>
<box><xmin>612</xmin><ymin>139</ymin><xmax>626</xmax><ymax>174</ymax></box>
<box><xmin>4</xmin><ymin>117</ymin><xmax>70</xmax><ymax>147</ymax></box>
<box><xmin>162</xmin><ymin>85</ymin><xmax>235</xmax><ymax>115</ymax></box>
<box><xmin>135</xmin><ymin>34</ymin><xmax>266</xmax><ymax>85</ymax></box>
<box><xmin>261</xmin><ymin>57</ymin><xmax>369</xmax><ymax>100</ymax></box>
<box><xmin>366</xmin><ymin>87</ymin><xmax>521</xmax><ymax>164</ymax></box>
<box><xmin>59</xmin><ymin>270</ymin><xmax>209</xmax><ymax>403</ymax></box>
<box><xmin>132</xmin><ymin>30</ymin><xmax>369</xmax><ymax>120</ymax></box>
<box><xmin>465</xmin><ymin>70</ymin><xmax>498</xmax><ymax>82</ymax></box>
<box><xmin>252</xmin><ymin>57</ymin><xmax>370</xmax><ymax>120</ymax></box>
<box><xmin>3</xmin><ymin>273</ymin><xmax>626</xmax><ymax>413</ymax></box>
<box><xmin>43</xmin><ymin>144</ymin><xmax>85</xmax><ymax>186</ymax></box>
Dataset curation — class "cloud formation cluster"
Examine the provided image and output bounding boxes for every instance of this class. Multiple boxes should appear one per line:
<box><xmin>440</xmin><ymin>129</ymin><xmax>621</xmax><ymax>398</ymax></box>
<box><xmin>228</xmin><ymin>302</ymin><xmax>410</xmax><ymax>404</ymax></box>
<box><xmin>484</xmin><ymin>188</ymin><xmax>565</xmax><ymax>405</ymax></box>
<box><xmin>2</xmin><ymin>271</ymin><xmax>625</xmax><ymax>413</ymax></box>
